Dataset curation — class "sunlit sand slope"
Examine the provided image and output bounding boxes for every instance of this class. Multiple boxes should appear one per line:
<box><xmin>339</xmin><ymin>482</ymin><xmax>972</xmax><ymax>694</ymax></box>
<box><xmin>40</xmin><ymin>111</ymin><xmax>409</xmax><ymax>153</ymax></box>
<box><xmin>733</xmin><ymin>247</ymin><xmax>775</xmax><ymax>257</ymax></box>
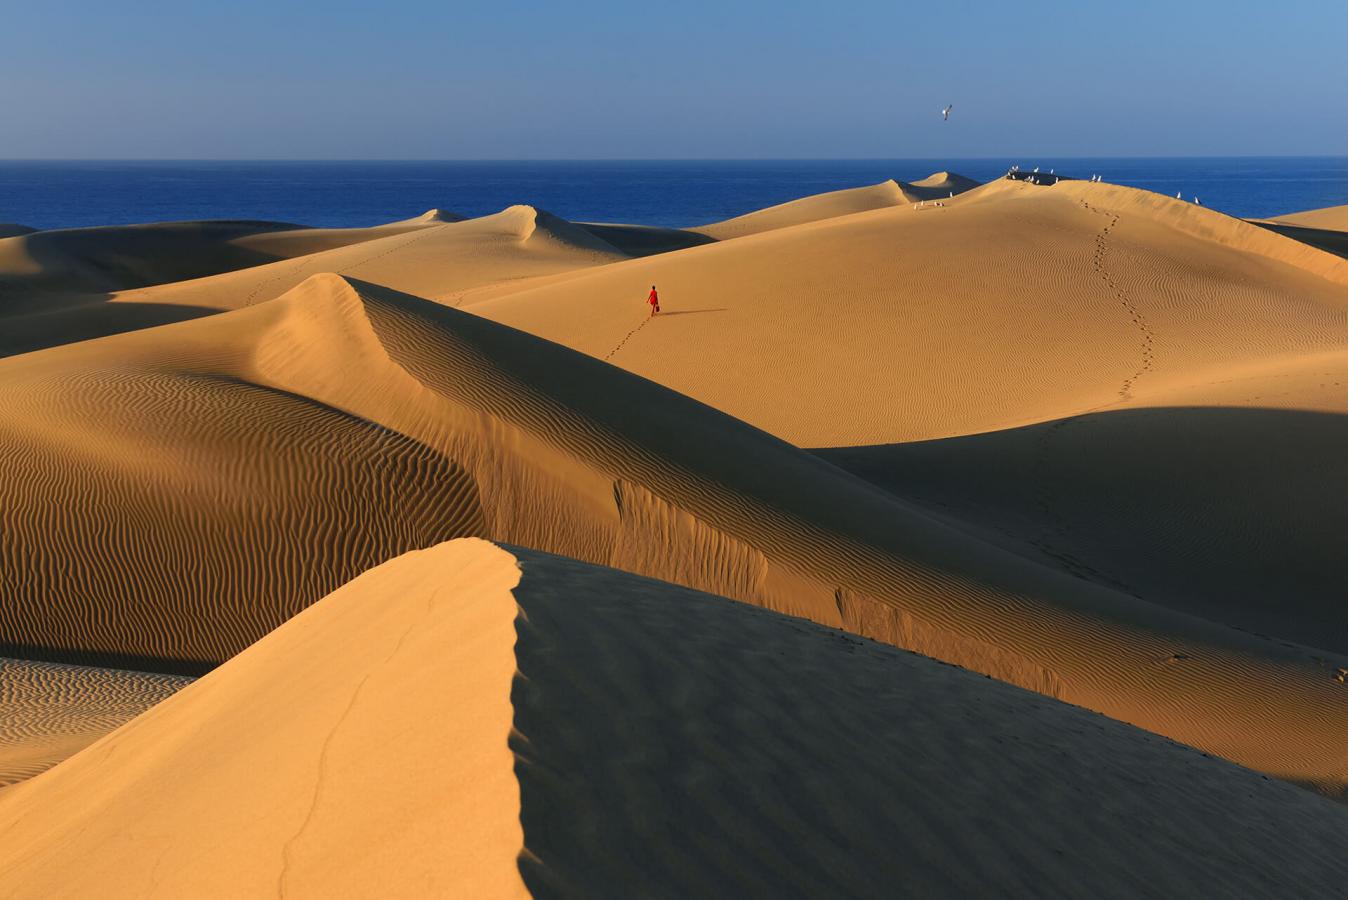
<box><xmin>0</xmin><ymin>273</ymin><xmax>1344</xmax><ymax>793</ymax></box>
<box><xmin>0</xmin><ymin>541</ymin><xmax>1343</xmax><ymax>899</ymax></box>
<box><xmin>0</xmin><ymin>657</ymin><xmax>190</xmax><ymax>787</ymax></box>
<box><xmin>0</xmin><ymin>539</ymin><xmax>528</xmax><ymax>899</ymax></box>
<box><xmin>471</xmin><ymin>178</ymin><xmax>1348</xmax><ymax>447</ymax></box>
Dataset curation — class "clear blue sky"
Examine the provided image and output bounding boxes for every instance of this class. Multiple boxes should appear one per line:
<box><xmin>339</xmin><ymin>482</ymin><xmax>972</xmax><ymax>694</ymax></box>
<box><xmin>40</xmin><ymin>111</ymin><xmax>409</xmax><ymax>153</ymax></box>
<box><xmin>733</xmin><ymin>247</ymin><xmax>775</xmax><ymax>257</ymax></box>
<box><xmin>3</xmin><ymin>0</ymin><xmax>1344</xmax><ymax>159</ymax></box>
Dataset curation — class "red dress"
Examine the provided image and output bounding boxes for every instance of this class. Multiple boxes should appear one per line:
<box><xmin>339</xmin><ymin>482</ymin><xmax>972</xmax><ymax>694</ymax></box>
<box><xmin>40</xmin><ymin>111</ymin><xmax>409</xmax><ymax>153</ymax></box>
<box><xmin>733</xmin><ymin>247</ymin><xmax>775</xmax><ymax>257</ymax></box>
<box><xmin>648</xmin><ymin>289</ymin><xmax>659</xmax><ymax>313</ymax></box>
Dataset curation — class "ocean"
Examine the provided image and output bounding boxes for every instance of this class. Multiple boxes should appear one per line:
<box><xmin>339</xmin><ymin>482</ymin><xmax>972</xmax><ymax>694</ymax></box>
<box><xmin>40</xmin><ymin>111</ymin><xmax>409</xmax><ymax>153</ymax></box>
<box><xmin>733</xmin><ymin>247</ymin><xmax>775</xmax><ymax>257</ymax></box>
<box><xmin>1</xmin><ymin>158</ymin><xmax>1345</xmax><ymax>232</ymax></box>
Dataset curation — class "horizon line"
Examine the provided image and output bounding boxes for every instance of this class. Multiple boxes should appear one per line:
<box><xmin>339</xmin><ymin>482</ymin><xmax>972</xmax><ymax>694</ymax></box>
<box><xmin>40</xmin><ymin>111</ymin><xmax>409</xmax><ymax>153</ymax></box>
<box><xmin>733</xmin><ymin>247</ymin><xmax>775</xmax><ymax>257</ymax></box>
<box><xmin>2</xmin><ymin>155</ymin><xmax>1345</xmax><ymax>164</ymax></box>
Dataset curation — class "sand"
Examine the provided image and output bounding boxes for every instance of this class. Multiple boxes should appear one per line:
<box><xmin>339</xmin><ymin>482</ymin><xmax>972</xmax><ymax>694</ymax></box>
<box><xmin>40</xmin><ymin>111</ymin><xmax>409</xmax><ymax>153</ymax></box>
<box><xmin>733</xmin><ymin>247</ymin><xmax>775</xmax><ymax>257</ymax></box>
<box><xmin>0</xmin><ymin>267</ymin><xmax>1343</xmax><ymax>795</ymax></box>
<box><xmin>0</xmin><ymin>657</ymin><xmax>190</xmax><ymax>787</ymax></box>
<box><xmin>469</xmin><ymin>177</ymin><xmax>1348</xmax><ymax>447</ymax></box>
<box><xmin>0</xmin><ymin>206</ymin><xmax>621</xmax><ymax>357</ymax></box>
<box><xmin>1267</xmin><ymin>202</ymin><xmax>1348</xmax><ymax>231</ymax></box>
<box><xmin>0</xmin><ymin>540</ymin><xmax>1343</xmax><ymax>899</ymax></box>
<box><xmin>694</xmin><ymin>173</ymin><xmax>979</xmax><ymax>240</ymax></box>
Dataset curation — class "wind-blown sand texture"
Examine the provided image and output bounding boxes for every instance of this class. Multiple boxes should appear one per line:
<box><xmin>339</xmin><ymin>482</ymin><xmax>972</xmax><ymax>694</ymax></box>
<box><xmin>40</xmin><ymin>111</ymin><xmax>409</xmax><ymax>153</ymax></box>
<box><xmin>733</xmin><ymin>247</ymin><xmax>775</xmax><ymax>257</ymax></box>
<box><xmin>0</xmin><ymin>657</ymin><xmax>190</xmax><ymax>787</ymax></box>
<box><xmin>0</xmin><ymin>540</ymin><xmax>1343</xmax><ymax>899</ymax></box>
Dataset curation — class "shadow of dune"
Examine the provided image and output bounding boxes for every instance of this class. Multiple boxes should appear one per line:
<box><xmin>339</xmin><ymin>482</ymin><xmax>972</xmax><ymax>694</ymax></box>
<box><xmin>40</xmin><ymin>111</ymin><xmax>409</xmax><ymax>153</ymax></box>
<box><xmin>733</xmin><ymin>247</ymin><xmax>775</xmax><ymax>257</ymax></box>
<box><xmin>0</xmin><ymin>220</ymin><xmax>302</xmax><ymax>312</ymax></box>
<box><xmin>1250</xmin><ymin>220</ymin><xmax>1348</xmax><ymax>260</ymax></box>
<box><xmin>576</xmin><ymin>222</ymin><xmax>717</xmax><ymax>257</ymax></box>
<box><xmin>0</xmin><ymin>301</ymin><xmax>221</xmax><ymax>358</ymax></box>
<box><xmin>814</xmin><ymin>406</ymin><xmax>1348</xmax><ymax>656</ymax></box>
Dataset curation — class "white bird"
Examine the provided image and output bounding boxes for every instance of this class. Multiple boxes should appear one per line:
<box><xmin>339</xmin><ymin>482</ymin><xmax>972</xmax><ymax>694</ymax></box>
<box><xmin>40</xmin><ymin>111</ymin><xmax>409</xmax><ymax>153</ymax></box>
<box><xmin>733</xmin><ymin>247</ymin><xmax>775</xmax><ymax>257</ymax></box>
<box><xmin>942</xmin><ymin>105</ymin><xmax>953</xmax><ymax>120</ymax></box>
<box><xmin>1049</xmin><ymin>168</ymin><xmax>1054</xmax><ymax>174</ymax></box>
<box><xmin>1176</xmin><ymin>191</ymin><xmax>1182</xmax><ymax>199</ymax></box>
<box><xmin>1193</xmin><ymin>197</ymin><xmax>1201</xmax><ymax>206</ymax></box>
<box><xmin>1033</xmin><ymin>166</ymin><xmax>1039</xmax><ymax>173</ymax></box>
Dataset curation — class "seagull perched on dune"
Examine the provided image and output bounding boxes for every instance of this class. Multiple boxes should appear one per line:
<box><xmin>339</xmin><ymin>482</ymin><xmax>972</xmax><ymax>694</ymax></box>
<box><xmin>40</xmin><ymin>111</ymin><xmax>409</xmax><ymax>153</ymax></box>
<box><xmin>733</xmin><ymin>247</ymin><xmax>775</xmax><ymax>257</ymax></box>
<box><xmin>942</xmin><ymin>105</ymin><xmax>953</xmax><ymax>120</ymax></box>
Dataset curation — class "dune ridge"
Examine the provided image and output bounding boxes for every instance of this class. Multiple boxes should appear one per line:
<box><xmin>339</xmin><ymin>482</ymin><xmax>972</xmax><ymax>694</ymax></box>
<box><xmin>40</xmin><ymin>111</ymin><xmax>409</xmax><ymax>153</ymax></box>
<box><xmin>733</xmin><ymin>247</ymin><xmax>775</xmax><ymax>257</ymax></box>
<box><xmin>0</xmin><ymin>540</ymin><xmax>1344</xmax><ymax>898</ymax></box>
<box><xmin>693</xmin><ymin>172</ymin><xmax>979</xmax><ymax>240</ymax></box>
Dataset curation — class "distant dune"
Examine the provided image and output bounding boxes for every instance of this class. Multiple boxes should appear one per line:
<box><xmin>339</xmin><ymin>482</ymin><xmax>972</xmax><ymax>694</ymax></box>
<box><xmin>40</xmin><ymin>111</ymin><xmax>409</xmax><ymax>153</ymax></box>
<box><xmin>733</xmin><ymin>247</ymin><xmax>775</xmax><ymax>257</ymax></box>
<box><xmin>0</xmin><ymin>540</ymin><xmax>1343</xmax><ymax>899</ymax></box>
<box><xmin>0</xmin><ymin>205</ymin><xmax>626</xmax><ymax>358</ymax></box>
<box><xmin>1248</xmin><ymin>205</ymin><xmax>1348</xmax><ymax>260</ymax></box>
<box><xmin>1267</xmin><ymin>202</ymin><xmax>1348</xmax><ymax>231</ymax></box>
<box><xmin>470</xmin><ymin>177</ymin><xmax>1348</xmax><ymax>445</ymax></box>
<box><xmin>693</xmin><ymin>171</ymin><xmax>978</xmax><ymax>239</ymax></box>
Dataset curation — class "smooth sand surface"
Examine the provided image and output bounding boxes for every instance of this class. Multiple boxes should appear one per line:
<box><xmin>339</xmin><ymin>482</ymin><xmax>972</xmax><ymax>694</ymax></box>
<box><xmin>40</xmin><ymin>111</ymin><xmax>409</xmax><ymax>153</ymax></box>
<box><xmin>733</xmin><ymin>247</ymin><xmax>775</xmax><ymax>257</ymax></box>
<box><xmin>0</xmin><ymin>540</ymin><xmax>1343</xmax><ymax>899</ymax></box>
<box><xmin>0</xmin><ymin>657</ymin><xmax>190</xmax><ymax>787</ymax></box>
<box><xmin>0</xmin><ymin>269</ymin><xmax>1344</xmax><ymax>795</ymax></box>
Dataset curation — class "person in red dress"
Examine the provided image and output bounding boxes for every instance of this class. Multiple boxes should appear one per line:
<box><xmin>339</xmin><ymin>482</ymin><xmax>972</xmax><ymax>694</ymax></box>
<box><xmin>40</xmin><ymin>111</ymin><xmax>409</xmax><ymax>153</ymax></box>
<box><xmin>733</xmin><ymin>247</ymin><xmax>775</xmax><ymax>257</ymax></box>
<box><xmin>647</xmin><ymin>284</ymin><xmax>660</xmax><ymax>316</ymax></box>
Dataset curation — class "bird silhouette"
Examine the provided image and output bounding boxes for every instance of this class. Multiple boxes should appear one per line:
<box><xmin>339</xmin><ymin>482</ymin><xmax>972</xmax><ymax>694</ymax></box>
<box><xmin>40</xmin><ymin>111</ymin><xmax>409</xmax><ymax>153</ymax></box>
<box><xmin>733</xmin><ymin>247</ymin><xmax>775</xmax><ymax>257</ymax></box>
<box><xmin>941</xmin><ymin>105</ymin><xmax>953</xmax><ymax>121</ymax></box>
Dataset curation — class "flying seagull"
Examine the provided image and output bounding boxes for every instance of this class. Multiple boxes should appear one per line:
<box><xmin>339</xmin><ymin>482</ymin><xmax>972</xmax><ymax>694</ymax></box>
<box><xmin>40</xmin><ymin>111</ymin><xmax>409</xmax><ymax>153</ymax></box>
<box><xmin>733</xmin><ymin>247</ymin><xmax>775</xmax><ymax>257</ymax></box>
<box><xmin>942</xmin><ymin>105</ymin><xmax>953</xmax><ymax>121</ymax></box>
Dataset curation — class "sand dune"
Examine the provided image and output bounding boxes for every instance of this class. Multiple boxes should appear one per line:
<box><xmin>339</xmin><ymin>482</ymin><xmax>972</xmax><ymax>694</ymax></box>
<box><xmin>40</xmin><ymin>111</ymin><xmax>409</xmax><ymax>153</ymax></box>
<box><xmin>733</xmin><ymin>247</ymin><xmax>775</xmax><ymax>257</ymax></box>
<box><xmin>0</xmin><ymin>220</ymin><xmax>305</xmax><ymax>309</ymax></box>
<box><xmin>1268</xmin><ymin>202</ymin><xmax>1348</xmax><ymax>231</ymax></box>
<box><xmin>694</xmin><ymin>171</ymin><xmax>978</xmax><ymax>240</ymax></box>
<box><xmin>0</xmin><ymin>657</ymin><xmax>190</xmax><ymax>787</ymax></box>
<box><xmin>1</xmin><ymin>271</ymin><xmax>1344</xmax><ymax>794</ymax></box>
<box><xmin>576</xmin><ymin>221</ymin><xmax>716</xmax><ymax>256</ymax></box>
<box><xmin>470</xmin><ymin>177</ymin><xmax>1348</xmax><ymax>448</ymax></box>
<box><xmin>0</xmin><ymin>205</ymin><xmax>626</xmax><ymax>358</ymax></box>
<box><xmin>0</xmin><ymin>540</ymin><xmax>1343</xmax><ymax>898</ymax></box>
<box><xmin>1249</xmin><ymin>219</ymin><xmax>1348</xmax><ymax>260</ymax></box>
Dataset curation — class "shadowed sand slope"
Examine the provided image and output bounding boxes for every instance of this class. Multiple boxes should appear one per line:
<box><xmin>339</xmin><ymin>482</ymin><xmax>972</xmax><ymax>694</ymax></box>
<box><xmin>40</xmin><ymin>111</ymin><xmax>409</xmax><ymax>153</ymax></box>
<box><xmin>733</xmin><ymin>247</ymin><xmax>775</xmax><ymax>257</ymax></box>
<box><xmin>0</xmin><ymin>220</ymin><xmax>307</xmax><ymax>308</ymax></box>
<box><xmin>1</xmin><ymin>541</ymin><xmax>1344</xmax><ymax>899</ymax></box>
<box><xmin>1250</xmin><ymin>219</ymin><xmax>1348</xmax><ymax>260</ymax></box>
<box><xmin>470</xmin><ymin>178</ymin><xmax>1348</xmax><ymax>447</ymax></box>
<box><xmin>1</xmin><ymin>272</ymin><xmax>1345</xmax><ymax>793</ymax></box>
<box><xmin>0</xmin><ymin>658</ymin><xmax>190</xmax><ymax>787</ymax></box>
<box><xmin>694</xmin><ymin>172</ymin><xmax>978</xmax><ymax>240</ymax></box>
<box><xmin>0</xmin><ymin>225</ymin><xmax>34</xmax><ymax>239</ymax></box>
<box><xmin>818</xmin><ymin>404</ymin><xmax>1348</xmax><ymax>657</ymax></box>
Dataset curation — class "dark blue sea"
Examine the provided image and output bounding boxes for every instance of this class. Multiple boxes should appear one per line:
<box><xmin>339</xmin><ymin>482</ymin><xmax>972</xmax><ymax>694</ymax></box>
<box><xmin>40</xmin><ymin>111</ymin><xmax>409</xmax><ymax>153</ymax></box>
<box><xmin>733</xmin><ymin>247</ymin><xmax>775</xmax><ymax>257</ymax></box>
<box><xmin>2</xmin><ymin>158</ymin><xmax>1345</xmax><ymax>232</ymax></box>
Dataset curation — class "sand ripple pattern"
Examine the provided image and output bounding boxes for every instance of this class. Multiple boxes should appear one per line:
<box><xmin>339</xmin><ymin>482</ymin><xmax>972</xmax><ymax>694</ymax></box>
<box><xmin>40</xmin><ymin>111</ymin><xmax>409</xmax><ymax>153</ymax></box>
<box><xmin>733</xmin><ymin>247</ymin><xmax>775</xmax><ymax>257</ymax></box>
<box><xmin>0</xmin><ymin>370</ymin><xmax>486</xmax><ymax>670</ymax></box>
<box><xmin>0</xmin><ymin>657</ymin><xmax>191</xmax><ymax>785</ymax></box>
